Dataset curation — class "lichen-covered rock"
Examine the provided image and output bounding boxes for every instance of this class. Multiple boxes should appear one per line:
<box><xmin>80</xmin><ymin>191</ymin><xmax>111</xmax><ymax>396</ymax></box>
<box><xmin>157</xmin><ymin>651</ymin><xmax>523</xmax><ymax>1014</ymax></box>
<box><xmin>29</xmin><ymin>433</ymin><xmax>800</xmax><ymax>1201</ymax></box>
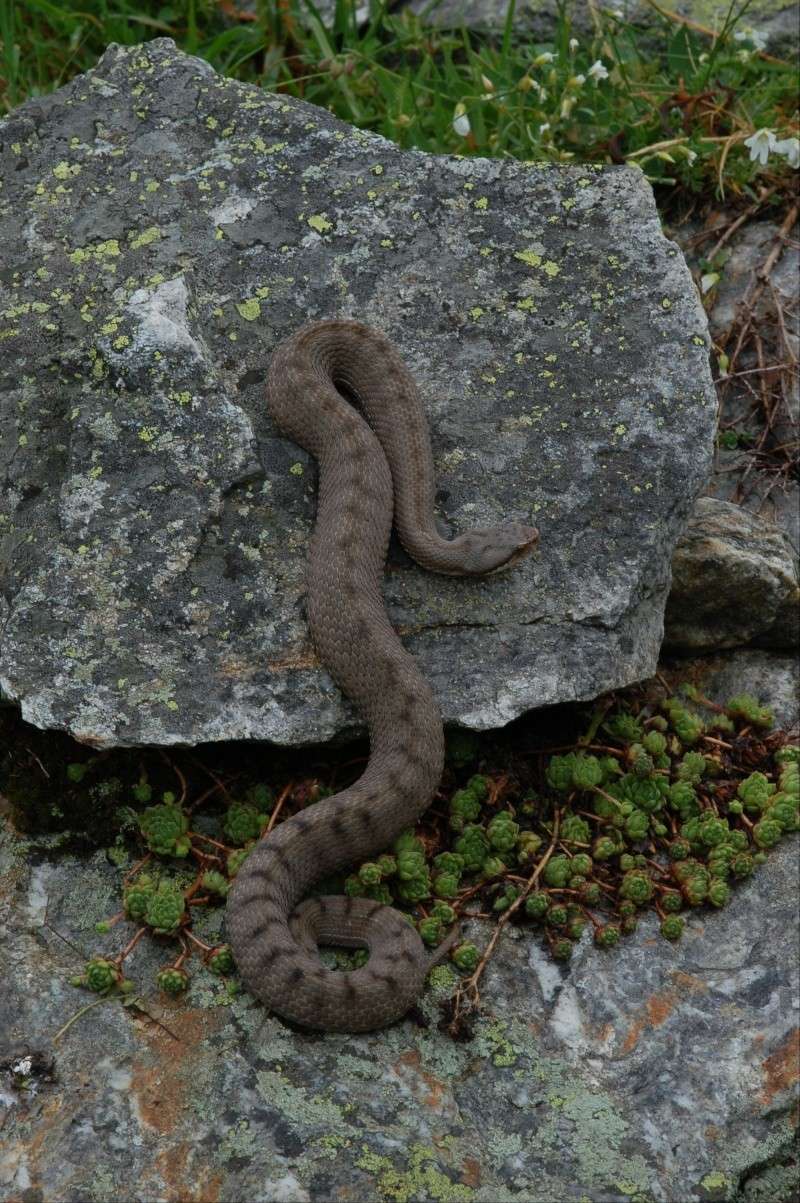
<box><xmin>1</xmin><ymin>802</ymin><xmax>796</xmax><ymax>1201</ymax></box>
<box><xmin>665</xmin><ymin>497</ymin><xmax>800</xmax><ymax>651</ymax></box>
<box><xmin>0</xmin><ymin>39</ymin><xmax>715</xmax><ymax>748</ymax></box>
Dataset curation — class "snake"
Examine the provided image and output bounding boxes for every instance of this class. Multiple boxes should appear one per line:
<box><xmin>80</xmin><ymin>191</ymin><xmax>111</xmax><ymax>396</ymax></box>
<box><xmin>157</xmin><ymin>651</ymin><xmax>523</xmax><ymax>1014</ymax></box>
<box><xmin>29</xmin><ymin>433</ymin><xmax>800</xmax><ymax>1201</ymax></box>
<box><xmin>226</xmin><ymin>319</ymin><xmax>539</xmax><ymax>1031</ymax></box>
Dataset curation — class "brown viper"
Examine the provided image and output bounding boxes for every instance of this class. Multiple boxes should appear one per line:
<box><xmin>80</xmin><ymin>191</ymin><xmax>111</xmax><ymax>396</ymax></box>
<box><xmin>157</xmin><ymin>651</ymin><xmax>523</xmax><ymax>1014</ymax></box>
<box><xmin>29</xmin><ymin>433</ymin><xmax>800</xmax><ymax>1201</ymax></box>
<box><xmin>226</xmin><ymin>319</ymin><xmax>538</xmax><ymax>1031</ymax></box>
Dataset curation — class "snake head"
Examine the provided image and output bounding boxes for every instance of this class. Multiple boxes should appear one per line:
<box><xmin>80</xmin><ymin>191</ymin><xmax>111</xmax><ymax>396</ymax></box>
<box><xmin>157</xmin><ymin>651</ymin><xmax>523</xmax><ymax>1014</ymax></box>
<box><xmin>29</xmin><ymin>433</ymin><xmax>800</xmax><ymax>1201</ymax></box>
<box><xmin>456</xmin><ymin>522</ymin><xmax>539</xmax><ymax>575</ymax></box>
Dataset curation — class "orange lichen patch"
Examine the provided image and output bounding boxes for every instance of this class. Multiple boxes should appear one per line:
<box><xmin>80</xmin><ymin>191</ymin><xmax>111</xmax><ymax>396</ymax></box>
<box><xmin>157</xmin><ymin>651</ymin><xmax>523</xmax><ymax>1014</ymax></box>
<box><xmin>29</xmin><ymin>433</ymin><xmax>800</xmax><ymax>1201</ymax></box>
<box><xmin>646</xmin><ymin>990</ymin><xmax>678</xmax><ymax>1028</ymax></box>
<box><xmin>267</xmin><ymin>647</ymin><xmax>319</xmax><ymax>671</ymax></box>
<box><xmin>217</xmin><ymin>655</ymin><xmax>258</xmax><ymax>680</ymax></box>
<box><xmin>154</xmin><ymin>1143</ymin><xmax>223</xmax><ymax>1203</ymax></box>
<box><xmin>620</xmin><ymin>970</ymin><xmax>714</xmax><ymax>1053</ymax></box>
<box><xmin>129</xmin><ymin>1008</ymin><xmax>225</xmax><ymax>1133</ymax></box>
<box><xmin>759</xmin><ymin>1027</ymin><xmax>800</xmax><ymax>1106</ymax></box>
<box><xmin>620</xmin><ymin>988</ymin><xmax>679</xmax><ymax>1054</ymax></box>
<box><xmin>394</xmin><ymin>1050</ymin><xmax>447</xmax><ymax>1110</ymax></box>
<box><xmin>670</xmin><ymin>970</ymin><xmax>708</xmax><ymax>994</ymax></box>
<box><xmin>620</xmin><ymin>1016</ymin><xmax>646</xmax><ymax>1056</ymax></box>
<box><xmin>460</xmin><ymin>1156</ymin><xmax>482</xmax><ymax>1188</ymax></box>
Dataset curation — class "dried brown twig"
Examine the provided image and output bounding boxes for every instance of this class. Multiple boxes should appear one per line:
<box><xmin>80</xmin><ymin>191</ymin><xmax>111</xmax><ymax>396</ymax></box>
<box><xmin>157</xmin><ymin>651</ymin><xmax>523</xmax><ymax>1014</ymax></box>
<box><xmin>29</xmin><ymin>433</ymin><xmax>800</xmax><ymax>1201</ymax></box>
<box><xmin>447</xmin><ymin>809</ymin><xmax>561</xmax><ymax>1032</ymax></box>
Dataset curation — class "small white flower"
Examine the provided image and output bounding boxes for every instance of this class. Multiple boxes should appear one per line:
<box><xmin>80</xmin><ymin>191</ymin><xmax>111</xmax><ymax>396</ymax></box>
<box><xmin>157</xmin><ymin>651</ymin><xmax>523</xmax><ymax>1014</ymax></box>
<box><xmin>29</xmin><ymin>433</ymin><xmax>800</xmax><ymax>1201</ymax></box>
<box><xmin>560</xmin><ymin>96</ymin><xmax>576</xmax><ymax>119</ymax></box>
<box><xmin>744</xmin><ymin>128</ymin><xmax>776</xmax><ymax>165</ymax></box>
<box><xmin>774</xmin><ymin>136</ymin><xmax>800</xmax><ymax>168</ymax></box>
<box><xmin>569</xmin><ymin>38</ymin><xmax>579</xmax><ymax>54</ymax></box>
<box><xmin>587</xmin><ymin>59</ymin><xmax>609</xmax><ymax>82</ymax></box>
<box><xmin>684</xmin><ymin>148</ymin><xmax>698</xmax><ymax>165</ymax></box>
<box><xmin>533</xmin><ymin>52</ymin><xmax>555</xmax><ymax>66</ymax></box>
<box><xmin>453</xmin><ymin>104</ymin><xmax>471</xmax><ymax>137</ymax></box>
<box><xmin>539</xmin><ymin>122</ymin><xmax>551</xmax><ymax>134</ymax></box>
<box><xmin>572</xmin><ymin>74</ymin><xmax>586</xmax><ymax>87</ymax></box>
<box><xmin>734</xmin><ymin>25</ymin><xmax>767</xmax><ymax>50</ymax></box>
<box><xmin>701</xmin><ymin>272</ymin><xmax>720</xmax><ymax>294</ymax></box>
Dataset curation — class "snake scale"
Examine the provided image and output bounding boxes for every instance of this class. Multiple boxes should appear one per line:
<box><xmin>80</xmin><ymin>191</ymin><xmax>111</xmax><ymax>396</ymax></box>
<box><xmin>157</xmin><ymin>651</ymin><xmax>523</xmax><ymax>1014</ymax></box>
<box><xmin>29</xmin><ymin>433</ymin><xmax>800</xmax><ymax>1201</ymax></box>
<box><xmin>226</xmin><ymin>319</ymin><xmax>538</xmax><ymax>1031</ymax></box>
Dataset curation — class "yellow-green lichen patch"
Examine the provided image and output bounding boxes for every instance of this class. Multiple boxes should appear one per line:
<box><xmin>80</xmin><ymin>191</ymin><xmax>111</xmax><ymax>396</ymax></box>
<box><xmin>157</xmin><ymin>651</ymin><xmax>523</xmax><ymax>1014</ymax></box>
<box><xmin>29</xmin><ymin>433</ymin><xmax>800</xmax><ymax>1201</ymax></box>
<box><xmin>307</xmin><ymin>213</ymin><xmax>333</xmax><ymax>234</ymax></box>
<box><xmin>700</xmin><ymin>1172</ymin><xmax>729</xmax><ymax>1191</ymax></box>
<box><xmin>289</xmin><ymin>462</ymin><xmax>304</xmax><ymax>476</ymax></box>
<box><xmin>52</xmin><ymin>161</ymin><xmax>82</xmax><ymax>180</ymax></box>
<box><xmin>356</xmin><ymin>1145</ymin><xmax>474</xmax><ymax>1203</ymax></box>
<box><xmin>69</xmin><ymin>239</ymin><xmax>121</xmax><ymax>267</ymax></box>
<box><xmin>129</xmin><ymin>226</ymin><xmax>162</xmax><ymax>251</ymax></box>
<box><xmin>236</xmin><ymin>298</ymin><xmax>261</xmax><ymax>322</ymax></box>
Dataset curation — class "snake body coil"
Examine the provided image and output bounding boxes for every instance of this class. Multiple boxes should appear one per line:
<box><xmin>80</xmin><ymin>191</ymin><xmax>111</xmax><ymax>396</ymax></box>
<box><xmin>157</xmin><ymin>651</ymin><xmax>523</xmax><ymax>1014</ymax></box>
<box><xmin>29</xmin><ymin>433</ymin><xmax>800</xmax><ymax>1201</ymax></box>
<box><xmin>226</xmin><ymin>320</ymin><xmax>538</xmax><ymax>1031</ymax></box>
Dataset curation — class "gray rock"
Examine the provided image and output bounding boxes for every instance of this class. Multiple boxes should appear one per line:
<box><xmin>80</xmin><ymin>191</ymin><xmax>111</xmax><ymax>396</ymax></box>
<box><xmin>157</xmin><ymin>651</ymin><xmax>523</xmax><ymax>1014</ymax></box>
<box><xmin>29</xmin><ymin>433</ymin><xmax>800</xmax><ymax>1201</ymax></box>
<box><xmin>407</xmin><ymin>0</ymin><xmax>799</xmax><ymax>56</ymax></box>
<box><xmin>0</xmin><ymin>39</ymin><xmax>715</xmax><ymax>749</ymax></box>
<box><xmin>1</xmin><ymin>768</ymin><xmax>797</xmax><ymax>1201</ymax></box>
<box><xmin>668</xmin><ymin>215</ymin><xmax>800</xmax><ymax>556</ymax></box>
<box><xmin>665</xmin><ymin>496</ymin><xmax>800</xmax><ymax>652</ymax></box>
<box><xmin>661</xmin><ymin>645</ymin><xmax>800</xmax><ymax>730</ymax></box>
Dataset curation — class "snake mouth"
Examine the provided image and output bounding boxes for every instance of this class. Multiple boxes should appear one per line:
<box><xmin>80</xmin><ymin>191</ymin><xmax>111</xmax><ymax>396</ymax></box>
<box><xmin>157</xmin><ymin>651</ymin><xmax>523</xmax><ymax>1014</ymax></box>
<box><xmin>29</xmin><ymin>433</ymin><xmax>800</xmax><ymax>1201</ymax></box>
<box><xmin>489</xmin><ymin>526</ymin><xmax>540</xmax><ymax>574</ymax></box>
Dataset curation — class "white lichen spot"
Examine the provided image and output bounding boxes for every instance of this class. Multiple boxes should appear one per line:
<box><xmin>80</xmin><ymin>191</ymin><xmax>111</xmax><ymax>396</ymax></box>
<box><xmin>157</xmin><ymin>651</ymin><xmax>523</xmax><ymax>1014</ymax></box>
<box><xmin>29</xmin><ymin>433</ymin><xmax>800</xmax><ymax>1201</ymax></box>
<box><xmin>127</xmin><ymin>276</ymin><xmax>204</xmax><ymax>360</ymax></box>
